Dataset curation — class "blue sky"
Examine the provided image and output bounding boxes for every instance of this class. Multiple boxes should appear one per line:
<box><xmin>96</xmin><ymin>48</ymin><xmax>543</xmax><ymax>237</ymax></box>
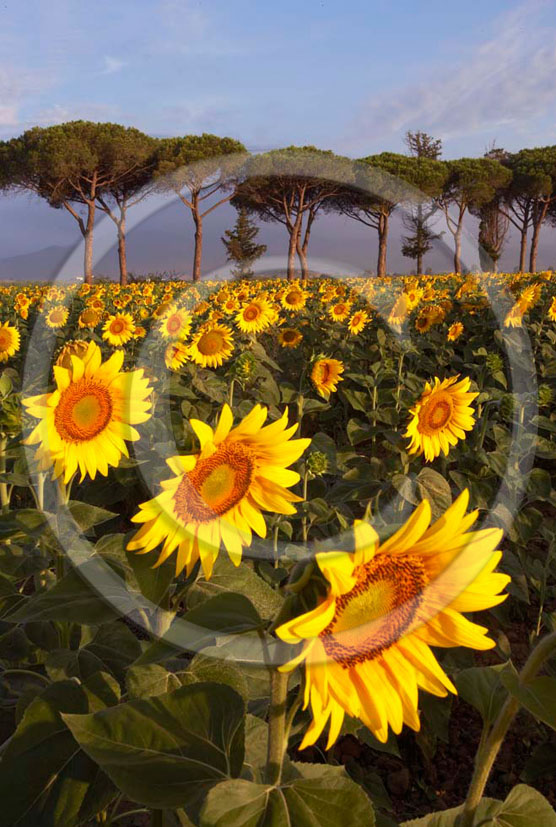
<box><xmin>1</xmin><ymin>0</ymin><xmax>556</xmax><ymax>275</ymax></box>
<box><xmin>2</xmin><ymin>0</ymin><xmax>555</xmax><ymax>155</ymax></box>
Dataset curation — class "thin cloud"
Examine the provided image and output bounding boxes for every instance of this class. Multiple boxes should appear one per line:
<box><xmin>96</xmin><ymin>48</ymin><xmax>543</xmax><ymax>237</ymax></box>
<box><xmin>100</xmin><ymin>56</ymin><xmax>127</xmax><ymax>75</ymax></box>
<box><xmin>345</xmin><ymin>0</ymin><xmax>556</xmax><ymax>151</ymax></box>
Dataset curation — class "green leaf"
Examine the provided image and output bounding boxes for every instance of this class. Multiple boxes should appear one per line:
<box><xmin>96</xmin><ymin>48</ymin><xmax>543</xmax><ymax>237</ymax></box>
<box><xmin>82</xmin><ymin>671</ymin><xmax>121</xmax><ymax>712</ymax></box>
<box><xmin>184</xmin><ymin>653</ymin><xmax>249</xmax><ymax>700</ymax></box>
<box><xmin>63</xmin><ymin>682</ymin><xmax>245</xmax><ymax>813</ymax></box>
<box><xmin>401</xmin><ymin>783</ymin><xmax>556</xmax><ymax>825</ymax></box>
<box><xmin>126</xmin><ymin>543</ymin><xmax>175</xmax><ymax>606</ymax></box>
<box><xmin>67</xmin><ymin>501</ymin><xmax>117</xmax><ymax>532</ymax></box>
<box><xmin>126</xmin><ymin>663</ymin><xmax>181</xmax><ymax>699</ymax></box>
<box><xmin>178</xmin><ymin>592</ymin><xmax>262</xmax><ymax>649</ymax></box>
<box><xmin>416</xmin><ymin>468</ymin><xmax>452</xmax><ymax>519</ymax></box>
<box><xmin>5</xmin><ymin>568</ymin><xmax>118</xmax><ymax>625</ymax></box>
<box><xmin>46</xmin><ymin>623</ymin><xmax>141</xmax><ymax>686</ymax></box>
<box><xmin>500</xmin><ymin>667</ymin><xmax>556</xmax><ymax>730</ymax></box>
<box><xmin>455</xmin><ymin>664</ymin><xmax>509</xmax><ymax>726</ymax></box>
<box><xmin>187</xmin><ymin>556</ymin><xmax>283</xmax><ymax>622</ymax></box>
<box><xmin>0</xmin><ymin>680</ymin><xmax>116</xmax><ymax>827</ymax></box>
<box><xmin>200</xmin><ymin>763</ymin><xmax>375</xmax><ymax>827</ymax></box>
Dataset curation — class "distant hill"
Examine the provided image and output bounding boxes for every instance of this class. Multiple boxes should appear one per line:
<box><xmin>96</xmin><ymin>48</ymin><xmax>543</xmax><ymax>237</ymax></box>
<box><xmin>0</xmin><ymin>245</ymin><xmax>72</xmax><ymax>281</ymax></box>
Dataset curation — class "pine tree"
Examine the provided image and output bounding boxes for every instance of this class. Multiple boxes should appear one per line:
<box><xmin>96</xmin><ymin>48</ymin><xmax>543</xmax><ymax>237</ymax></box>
<box><xmin>402</xmin><ymin>131</ymin><xmax>443</xmax><ymax>274</ymax></box>
<box><xmin>221</xmin><ymin>208</ymin><xmax>267</xmax><ymax>278</ymax></box>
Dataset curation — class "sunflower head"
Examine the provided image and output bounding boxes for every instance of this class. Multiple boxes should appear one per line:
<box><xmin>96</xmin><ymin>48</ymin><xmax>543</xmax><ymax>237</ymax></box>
<box><xmin>23</xmin><ymin>341</ymin><xmax>152</xmax><ymax>483</ymax></box>
<box><xmin>0</xmin><ymin>323</ymin><xmax>21</xmax><ymax>362</ymax></box>
<box><xmin>405</xmin><ymin>375</ymin><xmax>478</xmax><ymax>462</ymax></box>
<box><xmin>128</xmin><ymin>403</ymin><xmax>311</xmax><ymax>578</ymax></box>
<box><xmin>278</xmin><ymin>328</ymin><xmax>303</xmax><ymax>348</ymax></box>
<box><xmin>276</xmin><ymin>491</ymin><xmax>508</xmax><ymax>749</ymax></box>
<box><xmin>102</xmin><ymin>313</ymin><xmax>135</xmax><ymax>346</ymax></box>
<box><xmin>188</xmin><ymin>323</ymin><xmax>234</xmax><ymax>368</ymax></box>
<box><xmin>310</xmin><ymin>358</ymin><xmax>344</xmax><ymax>400</ymax></box>
<box><xmin>45</xmin><ymin>306</ymin><xmax>69</xmax><ymax>329</ymax></box>
<box><xmin>55</xmin><ymin>339</ymin><xmax>90</xmax><ymax>369</ymax></box>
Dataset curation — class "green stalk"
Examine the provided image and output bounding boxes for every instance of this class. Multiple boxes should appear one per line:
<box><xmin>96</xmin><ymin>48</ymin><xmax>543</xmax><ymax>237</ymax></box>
<box><xmin>395</xmin><ymin>352</ymin><xmax>404</xmax><ymax>413</ymax></box>
<box><xmin>228</xmin><ymin>377</ymin><xmax>236</xmax><ymax>408</ymax></box>
<box><xmin>301</xmin><ymin>469</ymin><xmax>309</xmax><ymax>543</ymax></box>
<box><xmin>265</xmin><ymin>668</ymin><xmax>289</xmax><ymax>786</ymax></box>
<box><xmin>150</xmin><ymin>810</ymin><xmax>164</xmax><ymax>827</ymax></box>
<box><xmin>459</xmin><ymin>631</ymin><xmax>556</xmax><ymax>827</ymax></box>
<box><xmin>0</xmin><ymin>434</ymin><xmax>9</xmax><ymax>512</ymax></box>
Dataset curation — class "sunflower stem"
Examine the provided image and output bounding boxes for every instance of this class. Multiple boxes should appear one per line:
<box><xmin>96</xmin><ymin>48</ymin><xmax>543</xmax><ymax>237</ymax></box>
<box><xmin>228</xmin><ymin>378</ymin><xmax>235</xmax><ymax>408</ymax></box>
<box><xmin>459</xmin><ymin>630</ymin><xmax>556</xmax><ymax>827</ymax></box>
<box><xmin>395</xmin><ymin>352</ymin><xmax>404</xmax><ymax>413</ymax></box>
<box><xmin>302</xmin><ymin>469</ymin><xmax>309</xmax><ymax>543</ymax></box>
<box><xmin>0</xmin><ymin>434</ymin><xmax>10</xmax><ymax>512</ymax></box>
<box><xmin>150</xmin><ymin>810</ymin><xmax>164</xmax><ymax>827</ymax></box>
<box><xmin>265</xmin><ymin>668</ymin><xmax>289</xmax><ymax>786</ymax></box>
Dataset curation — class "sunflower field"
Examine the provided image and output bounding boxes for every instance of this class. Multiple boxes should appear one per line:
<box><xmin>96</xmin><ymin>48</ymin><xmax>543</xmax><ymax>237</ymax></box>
<box><xmin>0</xmin><ymin>272</ymin><xmax>556</xmax><ymax>827</ymax></box>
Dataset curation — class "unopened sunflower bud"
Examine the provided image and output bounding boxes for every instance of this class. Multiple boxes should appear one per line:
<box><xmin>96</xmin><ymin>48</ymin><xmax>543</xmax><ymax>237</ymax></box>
<box><xmin>538</xmin><ymin>384</ymin><xmax>553</xmax><ymax>408</ymax></box>
<box><xmin>485</xmin><ymin>353</ymin><xmax>504</xmax><ymax>375</ymax></box>
<box><xmin>499</xmin><ymin>393</ymin><xmax>515</xmax><ymax>420</ymax></box>
<box><xmin>307</xmin><ymin>451</ymin><xmax>329</xmax><ymax>476</ymax></box>
<box><xmin>232</xmin><ymin>351</ymin><xmax>257</xmax><ymax>383</ymax></box>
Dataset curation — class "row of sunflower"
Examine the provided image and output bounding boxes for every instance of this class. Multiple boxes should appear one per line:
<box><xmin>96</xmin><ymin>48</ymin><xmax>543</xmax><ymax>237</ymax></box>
<box><xmin>0</xmin><ymin>272</ymin><xmax>555</xmax><ymax>825</ymax></box>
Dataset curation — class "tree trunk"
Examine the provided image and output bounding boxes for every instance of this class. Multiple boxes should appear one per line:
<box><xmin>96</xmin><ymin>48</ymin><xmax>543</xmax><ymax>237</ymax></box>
<box><xmin>416</xmin><ymin>250</ymin><xmax>423</xmax><ymax>276</ymax></box>
<box><xmin>453</xmin><ymin>225</ymin><xmax>462</xmax><ymax>274</ymax></box>
<box><xmin>529</xmin><ymin>203</ymin><xmax>549</xmax><ymax>274</ymax></box>
<box><xmin>377</xmin><ymin>213</ymin><xmax>388</xmax><ymax>278</ymax></box>
<box><xmin>287</xmin><ymin>230</ymin><xmax>297</xmax><ymax>280</ymax></box>
<box><xmin>118</xmin><ymin>211</ymin><xmax>127</xmax><ymax>287</ymax></box>
<box><xmin>519</xmin><ymin>228</ymin><xmax>528</xmax><ymax>272</ymax></box>
<box><xmin>192</xmin><ymin>209</ymin><xmax>203</xmax><ymax>282</ymax></box>
<box><xmin>83</xmin><ymin>201</ymin><xmax>96</xmax><ymax>284</ymax></box>
<box><xmin>297</xmin><ymin>246</ymin><xmax>308</xmax><ymax>278</ymax></box>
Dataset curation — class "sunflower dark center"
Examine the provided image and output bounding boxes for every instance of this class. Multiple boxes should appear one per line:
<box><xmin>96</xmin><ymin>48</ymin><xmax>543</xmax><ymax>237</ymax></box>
<box><xmin>198</xmin><ymin>331</ymin><xmax>224</xmax><ymax>355</ymax></box>
<box><xmin>321</xmin><ymin>555</ymin><xmax>426</xmax><ymax>667</ymax></box>
<box><xmin>173</xmin><ymin>442</ymin><xmax>254</xmax><ymax>523</ymax></box>
<box><xmin>54</xmin><ymin>380</ymin><xmax>113</xmax><ymax>442</ymax></box>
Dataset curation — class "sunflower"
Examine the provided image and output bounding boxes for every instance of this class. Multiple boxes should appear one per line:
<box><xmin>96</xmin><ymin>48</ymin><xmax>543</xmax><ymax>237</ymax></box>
<box><xmin>405</xmin><ymin>375</ymin><xmax>477</xmax><ymax>462</ymax></box>
<box><xmin>165</xmin><ymin>341</ymin><xmax>189</xmax><ymax>370</ymax></box>
<box><xmin>348</xmin><ymin>310</ymin><xmax>369</xmax><ymax>335</ymax></box>
<box><xmin>0</xmin><ymin>323</ymin><xmax>20</xmax><ymax>362</ymax></box>
<box><xmin>102</xmin><ymin>313</ymin><xmax>135</xmax><ymax>346</ymax></box>
<box><xmin>328</xmin><ymin>301</ymin><xmax>351</xmax><ymax>322</ymax></box>
<box><xmin>236</xmin><ymin>299</ymin><xmax>275</xmax><ymax>333</ymax></box>
<box><xmin>388</xmin><ymin>294</ymin><xmax>409</xmax><ymax>326</ymax></box>
<box><xmin>78</xmin><ymin>308</ymin><xmax>101</xmax><ymax>329</ymax></box>
<box><xmin>55</xmin><ymin>339</ymin><xmax>90</xmax><ymax>369</ymax></box>
<box><xmin>127</xmin><ymin>404</ymin><xmax>310</xmax><ymax>578</ymax></box>
<box><xmin>188</xmin><ymin>323</ymin><xmax>234</xmax><ymax>368</ymax></box>
<box><xmin>447</xmin><ymin>321</ymin><xmax>464</xmax><ymax>342</ymax></box>
<box><xmin>276</xmin><ymin>491</ymin><xmax>508</xmax><ymax>749</ymax></box>
<box><xmin>281</xmin><ymin>286</ymin><xmax>308</xmax><ymax>312</ymax></box>
<box><xmin>549</xmin><ymin>297</ymin><xmax>556</xmax><ymax>322</ymax></box>
<box><xmin>45</xmin><ymin>306</ymin><xmax>69</xmax><ymax>329</ymax></box>
<box><xmin>278</xmin><ymin>328</ymin><xmax>303</xmax><ymax>348</ymax></box>
<box><xmin>311</xmin><ymin>358</ymin><xmax>344</xmax><ymax>400</ymax></box>
<box><xmin>503</xmin><ymin>301</ymin><xmax>525</xmax><ymax>328</ymax></box>
<box><xmin>23</xmin><ymin>341</ymin><xmax>152</xmax><ymax>483</ymax></box>
<box><xmin>159</xmin><ymin>306</ymin><xmax>192</xmax><ymax>341</ymax></box>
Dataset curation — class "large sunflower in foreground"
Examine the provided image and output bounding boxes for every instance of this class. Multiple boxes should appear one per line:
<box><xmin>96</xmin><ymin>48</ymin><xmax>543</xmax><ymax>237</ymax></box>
<box><xmin>128</xmin><ymin>404</ymin><xmax>311</xmax><ymax>578</ymax></box>
<box><xmin>405</xmin><ymin>375</ymin><xmax>477</xmax><ymax>462</ymax></box>
<box><xmin>276</xmin><ymin>491</ymin><xmax>508</xmax><ymax>749</ymax></box>
<box><xmin>23</xmin><ymin>341</ymin><xmax>152</xmax><ymax>483</ymax></box>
